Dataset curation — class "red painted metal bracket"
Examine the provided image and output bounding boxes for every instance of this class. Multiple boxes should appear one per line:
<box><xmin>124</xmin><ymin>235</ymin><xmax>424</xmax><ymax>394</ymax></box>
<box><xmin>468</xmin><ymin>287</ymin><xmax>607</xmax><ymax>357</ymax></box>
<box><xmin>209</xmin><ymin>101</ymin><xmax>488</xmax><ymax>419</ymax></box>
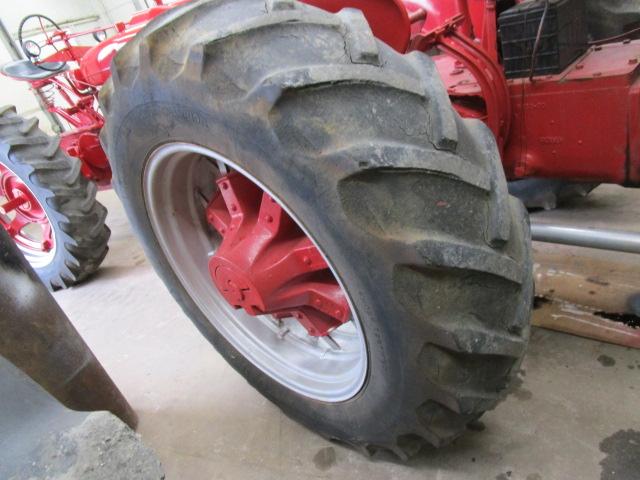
<box><xmin>206</xmin><ymin>172</ymin><xmax>350</xmax><ymax>337</ymax></box>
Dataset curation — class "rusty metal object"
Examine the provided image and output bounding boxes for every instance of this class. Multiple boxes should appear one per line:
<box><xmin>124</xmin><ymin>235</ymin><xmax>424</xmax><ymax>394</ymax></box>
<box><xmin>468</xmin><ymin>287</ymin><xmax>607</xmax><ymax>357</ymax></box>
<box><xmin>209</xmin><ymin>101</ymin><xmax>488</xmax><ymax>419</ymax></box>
<box><xmin>0</xmin><ymin>227</ymin><xmax>137</xmax><ymax>428</ymax></box>
<box><xmin>533</xmin><ymin>241</ymin><xmax>640</xmax><ymax>348</ymax></box>
<box><xmin>533</xmin><ymin>301</ymin><xmax>640</xmax><ymax>349</ymax></box>
<box><xmin>534</xmin><ymin>244</ymin><xmax>640</xmax><ymax>312</ymax></box>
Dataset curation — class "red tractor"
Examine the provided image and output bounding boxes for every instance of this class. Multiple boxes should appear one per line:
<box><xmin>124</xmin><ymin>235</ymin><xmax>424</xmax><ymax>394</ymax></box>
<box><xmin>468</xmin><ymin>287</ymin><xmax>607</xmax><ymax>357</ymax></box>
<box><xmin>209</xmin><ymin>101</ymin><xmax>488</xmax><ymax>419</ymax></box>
<box><xmin>1</xmin><ymin>0</ymin><xmax>639</xmax><ymax>457</ymax></box>
<box><xmin>0</xmin><ymin>2</ymin><xmax>187</xmax><ymax>288</ymax></box>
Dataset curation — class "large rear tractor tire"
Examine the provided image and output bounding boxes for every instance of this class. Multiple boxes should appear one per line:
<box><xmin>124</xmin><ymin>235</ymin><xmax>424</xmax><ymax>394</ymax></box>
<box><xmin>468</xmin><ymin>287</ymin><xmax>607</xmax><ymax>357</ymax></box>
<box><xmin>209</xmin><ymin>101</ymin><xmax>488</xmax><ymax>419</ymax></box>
<box><xmin>0</xmin><ymin>106</ymin><xmax>110</xmax><ymax>289</ymax></box>
<box><xmin>101</xmin><ymin>0</ymin><xmax>533</xmax><ymax>458</ymax></box>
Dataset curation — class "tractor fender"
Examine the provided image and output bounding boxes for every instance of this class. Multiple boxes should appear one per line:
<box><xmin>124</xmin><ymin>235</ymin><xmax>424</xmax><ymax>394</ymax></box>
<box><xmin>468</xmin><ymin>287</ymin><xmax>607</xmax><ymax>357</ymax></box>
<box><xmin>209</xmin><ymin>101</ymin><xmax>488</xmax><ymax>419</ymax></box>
<box><xmin>300</xmin><ymin>0</ymin><xmax>412</xmax><ymax>52</ymax></box>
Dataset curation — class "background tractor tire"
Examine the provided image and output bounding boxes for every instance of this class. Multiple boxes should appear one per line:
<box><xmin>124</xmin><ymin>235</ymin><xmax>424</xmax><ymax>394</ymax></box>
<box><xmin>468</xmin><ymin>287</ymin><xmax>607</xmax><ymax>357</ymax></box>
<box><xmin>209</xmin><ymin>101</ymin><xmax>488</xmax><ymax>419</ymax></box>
<box><xmin>101</xmin><ymin>0</ymin><xmax>533</xmax><ymax>458</ymax></box>
<box><xmin>0</xmin><ymin>106</ymin><xmax>110</xmax><ymax>290</ymax></box>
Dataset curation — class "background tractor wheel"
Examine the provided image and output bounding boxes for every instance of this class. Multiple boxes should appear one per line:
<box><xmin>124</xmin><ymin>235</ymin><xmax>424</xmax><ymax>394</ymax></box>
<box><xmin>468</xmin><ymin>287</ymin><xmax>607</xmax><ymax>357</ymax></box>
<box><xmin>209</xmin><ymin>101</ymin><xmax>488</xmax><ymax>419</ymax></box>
<box><xmin>101</xmin><ymin>0</ymin><xmax>533</xmax><ymax>458</ymax></box>
<box><xmin>0</xmin><ymin>106</ymin><xmax>110</xmax><ymax>290</ymax></box>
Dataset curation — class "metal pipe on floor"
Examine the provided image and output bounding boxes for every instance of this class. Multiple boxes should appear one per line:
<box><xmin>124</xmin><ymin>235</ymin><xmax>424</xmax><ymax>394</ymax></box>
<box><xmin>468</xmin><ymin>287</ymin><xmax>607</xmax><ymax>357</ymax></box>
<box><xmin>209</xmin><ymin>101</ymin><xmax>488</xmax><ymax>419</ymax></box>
<box><xmin>530</xmin><ymin>222</ymin><xmax>640</xmax><ymax>254</ymax></box>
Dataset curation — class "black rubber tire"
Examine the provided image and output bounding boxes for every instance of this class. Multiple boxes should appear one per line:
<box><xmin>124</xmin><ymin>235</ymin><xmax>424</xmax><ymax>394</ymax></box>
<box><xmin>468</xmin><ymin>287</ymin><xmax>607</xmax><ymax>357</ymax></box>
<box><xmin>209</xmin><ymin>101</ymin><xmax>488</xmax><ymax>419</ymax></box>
<box><xmin>100</xmin><ymin>0</ymin><xmax>533</xmax><ymax>458</ymax></box>
<box><xmin>0</xmin><ymin>106</ymin><xmax>110</xmax><ymax>290</ymax></box>
<box><xmin>508</xmin><ymin>178</ymin><xmax>599</xmax><ymax>211</ymax></box>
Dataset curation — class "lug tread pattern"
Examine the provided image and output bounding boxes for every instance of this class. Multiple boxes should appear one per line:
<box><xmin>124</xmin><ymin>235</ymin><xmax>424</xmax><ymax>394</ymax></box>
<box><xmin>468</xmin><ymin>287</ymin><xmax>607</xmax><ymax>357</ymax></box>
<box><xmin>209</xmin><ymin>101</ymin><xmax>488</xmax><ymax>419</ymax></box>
<box><xmin>406</xmin><ymin>52</ymin><xmax>459</xmax><ymax>151</ymax></box>
<box><xmin>99</xmin><ymin>0</ymin><xmax>532</xmax><ymax>458</ymax></box>
<box><xmin>320</xmin><ymin>142</ymin><xmax>492</xmax><ymax>191</ymax></box>
<box><xmin>337</xmin><ymin>9</ymin><xmax>380</xmax><ymax>65</ymax></box>
<box><xmin>412</xmin><ymin>237</ymin><xmax>523</xmax><ymax>284</ymax></box>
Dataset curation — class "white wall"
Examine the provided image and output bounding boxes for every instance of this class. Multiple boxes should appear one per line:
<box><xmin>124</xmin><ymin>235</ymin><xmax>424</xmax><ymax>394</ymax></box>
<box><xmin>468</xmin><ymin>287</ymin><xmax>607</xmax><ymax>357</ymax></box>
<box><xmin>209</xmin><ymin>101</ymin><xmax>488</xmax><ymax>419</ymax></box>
<box><xmin>0</xmin><ymin>0</ymin><xmax>140</xmax><ymax>133</ymax></box>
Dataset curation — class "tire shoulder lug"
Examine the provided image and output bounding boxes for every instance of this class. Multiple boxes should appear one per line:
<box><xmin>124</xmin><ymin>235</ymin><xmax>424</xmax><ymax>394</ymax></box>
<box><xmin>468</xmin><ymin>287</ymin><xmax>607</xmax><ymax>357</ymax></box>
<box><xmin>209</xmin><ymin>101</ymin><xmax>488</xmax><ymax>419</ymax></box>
<box><xmin>337</xmin><ymin>9</ymin><xmax>380</xmax><ymax>65</ymax></box>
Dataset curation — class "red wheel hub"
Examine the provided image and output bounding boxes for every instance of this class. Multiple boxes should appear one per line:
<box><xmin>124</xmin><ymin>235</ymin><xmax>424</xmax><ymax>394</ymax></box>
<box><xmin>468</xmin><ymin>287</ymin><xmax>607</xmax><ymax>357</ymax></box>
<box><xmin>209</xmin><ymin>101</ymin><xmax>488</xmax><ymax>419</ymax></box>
<box><xmin>0</xmin><ymin>163</ymin><xmax>54</xmax><ymax>254</ymax></box>
<box><xmin>205</xmin><ymin>171</ymin><xmax>349</xmax><ymax>337</ymax></box>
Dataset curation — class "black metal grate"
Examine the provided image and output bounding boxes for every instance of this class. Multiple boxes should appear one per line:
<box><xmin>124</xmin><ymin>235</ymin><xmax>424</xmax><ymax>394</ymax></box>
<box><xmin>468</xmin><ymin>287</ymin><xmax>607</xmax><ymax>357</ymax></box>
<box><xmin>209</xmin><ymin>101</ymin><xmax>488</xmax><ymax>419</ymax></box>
<box><xmin>498</xmin><ymin>0</ymin><xmax>588</xmax><ymax>79</ymax></box>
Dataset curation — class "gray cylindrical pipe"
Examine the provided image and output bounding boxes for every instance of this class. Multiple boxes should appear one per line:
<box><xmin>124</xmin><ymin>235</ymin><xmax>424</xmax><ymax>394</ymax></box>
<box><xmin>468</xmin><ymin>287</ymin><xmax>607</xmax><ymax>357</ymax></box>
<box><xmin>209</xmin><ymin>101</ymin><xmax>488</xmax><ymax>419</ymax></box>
<box><xmin>531</xmin><ymin>223</ymin><xmax>640</xmax><ymax>254</ymax></box>
<box><xmin>0</xmin><ymin>228</ymin><xmax>137</xmax><ymax>429</ymax></box>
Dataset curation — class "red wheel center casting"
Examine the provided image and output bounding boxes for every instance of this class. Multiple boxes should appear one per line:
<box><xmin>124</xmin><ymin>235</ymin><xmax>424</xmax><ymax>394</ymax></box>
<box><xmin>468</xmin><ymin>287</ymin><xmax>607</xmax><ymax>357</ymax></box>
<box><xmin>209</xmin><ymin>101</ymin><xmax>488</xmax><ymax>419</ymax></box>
<box><xmin>0</xmin><ymin>163</ymin><xmax>54</xmax><ymax>252</ymax></box>
<box><xmin>205</xmin><ymin>171</ymin><xmax>350</xmax><ymax>337</ymax></box>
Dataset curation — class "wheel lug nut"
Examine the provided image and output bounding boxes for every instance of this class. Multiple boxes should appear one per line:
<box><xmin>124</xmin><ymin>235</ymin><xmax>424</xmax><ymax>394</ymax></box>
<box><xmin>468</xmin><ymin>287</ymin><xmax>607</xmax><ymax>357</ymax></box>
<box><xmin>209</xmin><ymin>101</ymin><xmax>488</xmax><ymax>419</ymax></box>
<box><xmin>265</xmin><ymin>214</ymin><xmax>273</xmax><ymax>223</ymax></box>
<box><xmin>303</xmin><ymin>256</ymin><xmax>312</xmax><ymax>266</ymax></box>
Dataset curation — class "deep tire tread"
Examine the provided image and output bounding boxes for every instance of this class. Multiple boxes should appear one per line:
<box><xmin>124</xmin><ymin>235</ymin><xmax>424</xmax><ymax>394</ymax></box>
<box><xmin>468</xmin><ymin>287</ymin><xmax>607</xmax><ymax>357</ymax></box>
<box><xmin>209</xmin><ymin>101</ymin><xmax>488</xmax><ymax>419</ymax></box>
<box><xmin>100</xmin><ymin>0</ymin><xmax>532</xmax><ymax>458</ymax></box>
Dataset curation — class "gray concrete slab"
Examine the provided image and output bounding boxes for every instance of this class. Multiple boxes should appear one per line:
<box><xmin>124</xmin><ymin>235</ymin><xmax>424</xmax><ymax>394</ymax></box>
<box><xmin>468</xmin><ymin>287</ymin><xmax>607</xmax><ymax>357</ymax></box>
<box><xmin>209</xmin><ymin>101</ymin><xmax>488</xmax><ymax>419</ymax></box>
<box><xmin>530</xmin><ymin>184</ymin><xmax>640</xmax><ymax>233</ymax></box>
<box><xmin>0</xmin><ymin>357</ymin><xmax>164</xmax><ymax>480</ymax></box>
<box><xmin>53</xmin><ymin>190</ymin><xmax>640</xmax><ymax>480</ymax></box>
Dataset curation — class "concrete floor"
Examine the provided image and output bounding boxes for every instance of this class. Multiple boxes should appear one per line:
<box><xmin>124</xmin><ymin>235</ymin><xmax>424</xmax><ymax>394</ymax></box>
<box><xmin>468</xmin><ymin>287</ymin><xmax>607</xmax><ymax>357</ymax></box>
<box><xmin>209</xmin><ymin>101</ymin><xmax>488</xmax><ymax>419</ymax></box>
<box><xmin>52</xmin><ymin>190</ymin><xmax>640</xmax><ymax>480</ymax></box>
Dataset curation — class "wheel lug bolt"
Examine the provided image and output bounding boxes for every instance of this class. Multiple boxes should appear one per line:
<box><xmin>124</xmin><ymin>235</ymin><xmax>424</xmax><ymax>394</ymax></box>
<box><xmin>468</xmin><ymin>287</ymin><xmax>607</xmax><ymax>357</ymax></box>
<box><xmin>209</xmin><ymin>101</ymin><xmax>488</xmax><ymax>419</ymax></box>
<box><xmin>221</xmin><ymin>182</ymin><xmax>229</xmax><ymax>190</ymax></box>
<box><xmin>303</xmin><ymin>256</ymin><xmax>312</xmax><ymax>266</ymax></box>
<box><xmin>265</xmin><ymin>214</ymin><xmax>273</xmax><ymax>223</ymax></box>
<box><xmin>230</xmin><ymin>204</ymin><xmax>237</xmax><ymax>212</ymax></box>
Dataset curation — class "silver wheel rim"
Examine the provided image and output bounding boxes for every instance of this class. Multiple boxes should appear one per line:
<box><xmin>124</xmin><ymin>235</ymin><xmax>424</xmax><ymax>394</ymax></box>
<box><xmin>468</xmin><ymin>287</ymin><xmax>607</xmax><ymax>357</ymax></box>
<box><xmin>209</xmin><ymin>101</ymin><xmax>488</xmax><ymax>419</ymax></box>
<box><xmin>143</xmin><ymin>142</ymin><xmax>368</xmax><ymax>402</ymax></box>
<box><xmin>16</xmin><ymin>224</ymin><xmax>57</xmax><ymax>268</ymax></box>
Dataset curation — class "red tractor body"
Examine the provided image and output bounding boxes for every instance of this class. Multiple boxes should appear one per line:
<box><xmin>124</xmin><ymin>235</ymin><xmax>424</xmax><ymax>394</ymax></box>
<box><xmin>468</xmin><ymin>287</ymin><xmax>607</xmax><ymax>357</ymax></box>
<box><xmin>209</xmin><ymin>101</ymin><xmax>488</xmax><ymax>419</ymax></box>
<box><xmin>417</xmin><ymin>0</ymin><xmax>640</xmax><ymax>185</ymax></box>
<box><xmin>309</xmin><ymin>0</ymin><xmax>640</xmax><ymax>185</ymax></box>
<box><xmin>502</xmin><ymin>42</ymin><xmax>640</xmax><ymax>184</ymax></box>
<box><xmin>3</xmin><ymin>0</ymin><xmax>640</xmax><ymax>187</ymax></box>
<box><xmin>2</xmin><ymin>2</ymin><xmax>188</xmax><ymax>186</ymax></box>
